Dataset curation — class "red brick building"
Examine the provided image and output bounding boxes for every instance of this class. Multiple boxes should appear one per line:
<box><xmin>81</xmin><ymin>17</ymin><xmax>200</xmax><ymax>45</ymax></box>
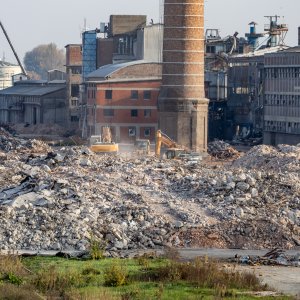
<box><xmin>85</xmin><ymin>61</ymin><xmax>161</xmax><ymax>142</ymax></box>
<box><xmin>65</xmin><ymin>44</ymin><xmax>82</xmax><ymax>123</ymax></box>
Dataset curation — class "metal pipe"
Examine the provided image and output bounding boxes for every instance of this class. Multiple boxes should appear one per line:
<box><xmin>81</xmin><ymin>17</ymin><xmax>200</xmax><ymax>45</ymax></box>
<box><xmin>0</xmin><ymin>20</ymin><xmax>27</xmax><ymax>76</ymax></box>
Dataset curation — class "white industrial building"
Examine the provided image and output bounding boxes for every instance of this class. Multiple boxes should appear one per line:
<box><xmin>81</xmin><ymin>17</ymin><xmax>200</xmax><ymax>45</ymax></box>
<box><xmin>0</xmin><ymin>60</ymin><xmax>22</xmax><ymax>90</ymax></box>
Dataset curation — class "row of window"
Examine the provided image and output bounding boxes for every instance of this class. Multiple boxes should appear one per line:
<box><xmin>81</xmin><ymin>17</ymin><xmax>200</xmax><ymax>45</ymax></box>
<box><xmin>264</xmin><ymin>120</ymin><xmax>300</xmax><ymax>133</ymax></box>
<box><xmin>128</xmin><ymin>127</ymin><xmax>151</xmax><ymax>137</ymax></box>
<box><xmin>264</xmin><ymin>94</ymin><xmax>300</xmax><ymax>106</ymax></box>
<box><xmin>103</xmin><ymin>109</ymin><xmax>152</xmax><ymax>118</ymax></box>
<box><xmin>265</xmin><ymin>67</ymin><xmax>300</xmax><ymax>79</ymax></box>
<box><xmin>105</xmin><ymin>90</ymin><xmax>151</xmax><ymax>100</ymax></box>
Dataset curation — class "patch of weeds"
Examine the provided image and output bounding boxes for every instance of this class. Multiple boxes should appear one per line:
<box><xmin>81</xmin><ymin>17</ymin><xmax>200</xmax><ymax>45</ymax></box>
<box><xmin>121</xmin><ymin>285</ymin><xmax>142</xmax><ymax>300</ymax></box>
<box><xmin>89</xmin><ymin>234</ymin><xmax>107</xmax><ymax>260</ymax></box>
<box><xmin>33</xmin><ymin>265</ymin><xmax>85</xmax><ymax>293</ymax></box>
<box><xmin>0</xmin><ymin>283</ymin><xmax>42</xmax><ymax>300</ymax></box>
<box><xmin>104</xmin><ymin>262</ymin><xmax>128</xmax><ymax>287</ymax></box>
<box><xmin>137</xmin><ymin>255</ymin><xmax>150</xmax><ymax>270</ymax></box>
<box><xmin>163</xmin><ymin>247</ymin><xmax>180</xmax><ymax>261</ymax></box>
<box><xmin>0</xmin><ymin>255</ymin><xmax>28</xmax><ymax>278</ymax></box>
<box><xmin>2</xmin><ymin>272</ymin><xmax>23</xmax><ymax>285</ymax></box>
<box><xmin>81</xmin><ymin>267</ymin><xmax>101</xmax><ymax>276</ymax></box>
<box><xmin>65</xmin><ymin>288</ymin><xmax>121</xmax><ymax>300</ymax></box>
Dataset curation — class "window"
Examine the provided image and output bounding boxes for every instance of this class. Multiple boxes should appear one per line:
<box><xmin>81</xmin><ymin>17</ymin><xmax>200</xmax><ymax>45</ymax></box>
<box><xmin>144</xmin><ymin>109</ymin><xmax>151</xmax><ymax>117</ymax></box>
<box><xmin>206</xmin><ymin>46</ymin><xmax>216</xmax><ymax>54</ymax></box>
<box><xmin>71</xmin><ymin>66</ymin><xmax>82</xmax><ymax>74</ymax></box>
<box><xmin>71</xmin><ymin>116</ymin><xmax>79</xmax><ymax>122</ymax></box>
<box><xmin>104</xmin><ymin>109</ymin><xmax>114</xmax><ymax>117</ymax></box>
<box><xmin>71</xmin><ymin>84</ymin><xmax>79</xmax><ymax>97</ymax></box>
<box><xmin>144</xmin><ymin>128</ymin><xmax>151</xmax><ymax>137</ymax></box>
<box><xmin>71</xmin><ymin>99</ymin><xmax>78</xmax><ymax>106</ymax></box>
<box><xmin>143</xmin><ymin>90</ymin><xmax>151</xmax><ymax>100</ymax></box>
<box><xmin>131</xmin><ymin>109</ymin><xmax>138</xmax><ymax>117</ymax></box>
<box><xmin>131</xmin><ymin>90</ymin><xmax>138</xmax><ymax>100</ymax></box>
<box><xmin>105</xmin><ymin>90</ymin><xmax>112</xmax><ymax>99</ymax></box>
<box><xmin>128</xmin><ymin>127</ymin><xmax>136</xmax><ymax>136</ymax></box>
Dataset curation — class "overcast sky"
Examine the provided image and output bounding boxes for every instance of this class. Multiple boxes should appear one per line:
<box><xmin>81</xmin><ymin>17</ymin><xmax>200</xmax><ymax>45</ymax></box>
<box><xmin>1</xmin><ymin>0</ymin><xmax>299</xmax><ymax>64</ymax></box>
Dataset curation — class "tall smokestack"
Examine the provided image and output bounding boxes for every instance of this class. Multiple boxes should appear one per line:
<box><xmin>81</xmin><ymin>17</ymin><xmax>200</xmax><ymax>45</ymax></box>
<box><xmin>158</xmin><ymin>0</ymin><xmax>209</xmax><ymax>152</ymax></box>
<box><xmin>298</xmin><ymin>26</ymin><xmax>300</xmax><ymax>46</ymax></box>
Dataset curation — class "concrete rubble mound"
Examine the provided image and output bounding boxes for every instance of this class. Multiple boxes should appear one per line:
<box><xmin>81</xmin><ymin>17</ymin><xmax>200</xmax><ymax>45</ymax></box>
<box><xmin>208</xmin><ymin>140</ymin><xmax>240</xmax><ymax>160</ymax></box>
<box><xmin>0</xmin><ymin>130</ymin><xmax>299</xmax><ymax>255</ymax></box>
<box><xmin>233</xmin><ymin>144</ymin><xmax>300</xmax><ymax>172</ymax></box>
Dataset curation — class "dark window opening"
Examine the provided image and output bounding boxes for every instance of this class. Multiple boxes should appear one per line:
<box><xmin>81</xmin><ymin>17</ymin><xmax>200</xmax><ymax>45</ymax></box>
<box><xmin>143</xmin><ymin>90</ymin><xmax>151</xmax><ymax>100</ymax></box>
<box><xmin>71</xmin><ymin>84</ymin><xmax>80</xmax><ymax>97</ymax></box>
<box><xmin>131</xmin><ymin>90</ymin><xmax>138</xmax><ymax>100</ymax></box>
<box><xmin>105</xmin><ymin>90</ymin><xmax>112</xmax><ymax>99</ymax></box>
<box><xmin>71</xmin><ymin>116</ymin><xmax>79</xmax><ymax>122</ymax></box>
<box><xmin>128</xmin><ymin>127</ymin><xmax>136</xmax><ymax>136</ymax></box>
<box><xmin>131</xmin><ymin>109</ymin><xmax>138</xmax><ymax>117</ymax></box>
<box><xmin>104</xmin><ymin>109</ymin><xmax>114</xmax><ymax>117</ymax></box>
<box><xmin>144</xmin><ymin>128</ymin><xmax>151</xmax><ymax>137</ymax></box>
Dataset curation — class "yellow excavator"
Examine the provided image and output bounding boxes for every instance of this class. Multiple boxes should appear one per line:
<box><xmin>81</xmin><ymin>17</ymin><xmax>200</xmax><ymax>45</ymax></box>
<box><xmin>155</xmin><ymin>130</ymin><xmax>187</xmax><ymax>159</ymax></box>
<box><xmin>89</xmin><ymin>127</ymin><xmax>119</xmax><ymax>154</ymax></box>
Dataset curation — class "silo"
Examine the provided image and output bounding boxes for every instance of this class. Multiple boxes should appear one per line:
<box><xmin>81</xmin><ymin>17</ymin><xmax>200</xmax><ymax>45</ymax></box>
<box><xmin>158</xmin><ymin>0</ymin><xmax>209</xmax><ymax>152</ymax></box>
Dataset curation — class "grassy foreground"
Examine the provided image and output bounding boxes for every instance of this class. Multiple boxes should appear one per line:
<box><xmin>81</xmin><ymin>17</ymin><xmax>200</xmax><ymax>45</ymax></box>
<box><xmin>0</xmin><ymin>253</ymin><xmax>294</xmax><ymax>300</ymax></box>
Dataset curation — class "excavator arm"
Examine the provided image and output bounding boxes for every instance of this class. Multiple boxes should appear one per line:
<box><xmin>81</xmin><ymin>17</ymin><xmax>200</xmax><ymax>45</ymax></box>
<box><xmin>155</xmin><ymin>130</ymin><xmax>181</xmax><ymax>156</ymax></box>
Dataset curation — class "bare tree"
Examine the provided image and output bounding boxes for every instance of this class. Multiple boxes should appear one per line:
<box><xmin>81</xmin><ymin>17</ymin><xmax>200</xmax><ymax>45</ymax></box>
<box><xmin>24</xmin><ymin>43</ymin><xmax>65</xmax><ymax>80</ymax></box>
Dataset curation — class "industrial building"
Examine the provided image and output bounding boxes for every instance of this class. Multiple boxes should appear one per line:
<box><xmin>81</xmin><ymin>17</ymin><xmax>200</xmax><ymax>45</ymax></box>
<box><xmin>65</xmin><ymin>44</ymin><xmax>82</xmax><ymax>124</ymax></box>
<box><xmin>204</xmin><ymin>29</ymin><xmax>250</xmax><ymax>140</ymax></box>
<box><xmin>0</xmin><ymin>80</ymin><xmax>67</xmax><ymax>125</ymax></box>
<box><xmin>83</xmin><ymin>60</ymin><xmax>161</xmax><ymax>142</ymax></box>
<box><xmin>264</xmin><ymin>47</ymin><xmax>300</xmax><ymax>145</ymax></box>
<box><xmin>79</xmin><ymin>15</ymin><xmax>163</xmax><ymax>138</ymax></box>
<box><xmin>158</xmin><ymin>0</ymin><xmax>209</xmax><ymax>152</ymax></box>
<box><xmin>0</xmin><ymin>61</ymin><xmax>22</xmax><ymax>90</ymax></box>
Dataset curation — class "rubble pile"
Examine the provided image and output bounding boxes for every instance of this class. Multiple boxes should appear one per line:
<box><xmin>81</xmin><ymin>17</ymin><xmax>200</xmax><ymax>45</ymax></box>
<box><xmin>0</xmin><ymin>130</ymin><xmax>299</xmax><ymax>254</ymax></box>
<box><xmin>233</xmin><ymin>144</ymin><xmax>300</xmax><ymax>172</ymax></box>
<box><xmin>0</xmin><ymin>127</ymin><xmax>50</xmax><ymax>154</ymax></box>
<box><xmin>208</xmin><ymin>140</ymin><xmax>240</xmax><ymax>160</ymax></box>
<box><xmin>230</xmin><ymin>248</ymin><xmax>300</xmax><ymax>267</ymax></box>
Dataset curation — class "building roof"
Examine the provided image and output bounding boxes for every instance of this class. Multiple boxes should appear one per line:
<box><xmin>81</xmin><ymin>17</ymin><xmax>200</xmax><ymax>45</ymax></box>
<box><xmin>280</xmin><ymin>46</ymin><xmax>300</xmax><ymax>53</ymax></box>
<box><xmin>231</xmin><ymin>45</ymin><xmax>289</xmax><ymax>59</ymax></box>
<box><xmin>86</xmin><ymin>60</ymin><xmax>156</xmax><ymax>79</ymax></box>
<box><xmin>0</xmin><ymin>83</ymin><xmax>65</xmax><ymax>96</ymax></box>
<box><xmin>0</xmin><ymin>60</ymin><xmax>18</xmax><ymax>67</ymax></box>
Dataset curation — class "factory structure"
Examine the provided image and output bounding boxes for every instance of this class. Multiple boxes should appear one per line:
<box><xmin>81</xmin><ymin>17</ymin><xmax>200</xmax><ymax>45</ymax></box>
<box><xmin>264</xmin><ymin>47</ymin><xmax>300</xmax><ymax>145</ymax></box>
<box><xmin>1</xmin><ymin>5</ymin><xmax>300</xmax><ymax>148</ymax></box>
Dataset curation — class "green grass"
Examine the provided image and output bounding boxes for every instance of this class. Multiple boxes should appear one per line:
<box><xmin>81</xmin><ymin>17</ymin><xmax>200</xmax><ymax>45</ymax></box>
<box><xmin>0</xmin><ymin>255</ymin><xmax>294</xmax><ymax>300</ymax></box>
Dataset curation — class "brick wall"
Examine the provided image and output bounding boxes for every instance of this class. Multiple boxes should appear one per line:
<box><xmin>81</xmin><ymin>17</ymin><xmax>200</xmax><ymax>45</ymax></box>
<box><xmin>66</xmin><ymin>45</ymin><xmax>82</xmax><ymax>66</ymax></box>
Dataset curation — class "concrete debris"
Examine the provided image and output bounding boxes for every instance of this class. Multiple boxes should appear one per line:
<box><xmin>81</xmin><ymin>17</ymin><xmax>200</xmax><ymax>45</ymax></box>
<box><xmin>230</xmin><ymin>248</ymin><xmax>300</xmax><ymax>267</ymax></box>
<box><xmin>0</xmin><ymin>130</ymin><xmax>299</xmax><ymax>255</ymax></box>
<box><xmin>233</xmin><ymin>144</ymin><xmax>300</xmax><ymax>173</ymax></box>
<box><xmin>208</xmin><ymin>140</ymin><xmax>240</xmax><ymax>159</ymax></box>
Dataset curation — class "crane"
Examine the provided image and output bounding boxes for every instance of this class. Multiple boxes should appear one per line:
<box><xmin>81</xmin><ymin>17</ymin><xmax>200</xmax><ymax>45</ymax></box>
<box><xmin>0</xmin><ymin>20</ymin><xmax>27</xmax><ymax>76</ymax></box>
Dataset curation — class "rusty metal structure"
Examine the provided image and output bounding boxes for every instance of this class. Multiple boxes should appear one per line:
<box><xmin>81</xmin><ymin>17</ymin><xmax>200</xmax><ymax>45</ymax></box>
<box><xmin>158</xmin><ymin>0</ymin><xmax>209</xmax><ymax>152</ymax></box>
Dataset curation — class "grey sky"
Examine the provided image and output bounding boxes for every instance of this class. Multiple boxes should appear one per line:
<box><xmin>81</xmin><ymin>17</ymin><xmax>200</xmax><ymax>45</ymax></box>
<box><xmin>1</xmin><ymin>0</ymin><xmax>299</xmax><ymax>64</ymax></box>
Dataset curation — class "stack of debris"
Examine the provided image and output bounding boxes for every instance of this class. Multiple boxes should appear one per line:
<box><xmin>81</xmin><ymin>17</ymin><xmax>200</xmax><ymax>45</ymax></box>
<box><xmin>0</xmin><ymin>130</ymin><xmax>299</xmax><ymax>255</ymax></box>
<box><xmin>208</xmin><ymin>140</ymin><xmax>240</xmax><ymax>160</ymax></box>
<box><xmin>230</xmin><ymin>249</ymin><xmax>300</xmax><ymax>267</ymax></box>
<box><xmin>233</xmin><ymin>144</ymin><xmax>300</xmax><ymax>173</ymax></box>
